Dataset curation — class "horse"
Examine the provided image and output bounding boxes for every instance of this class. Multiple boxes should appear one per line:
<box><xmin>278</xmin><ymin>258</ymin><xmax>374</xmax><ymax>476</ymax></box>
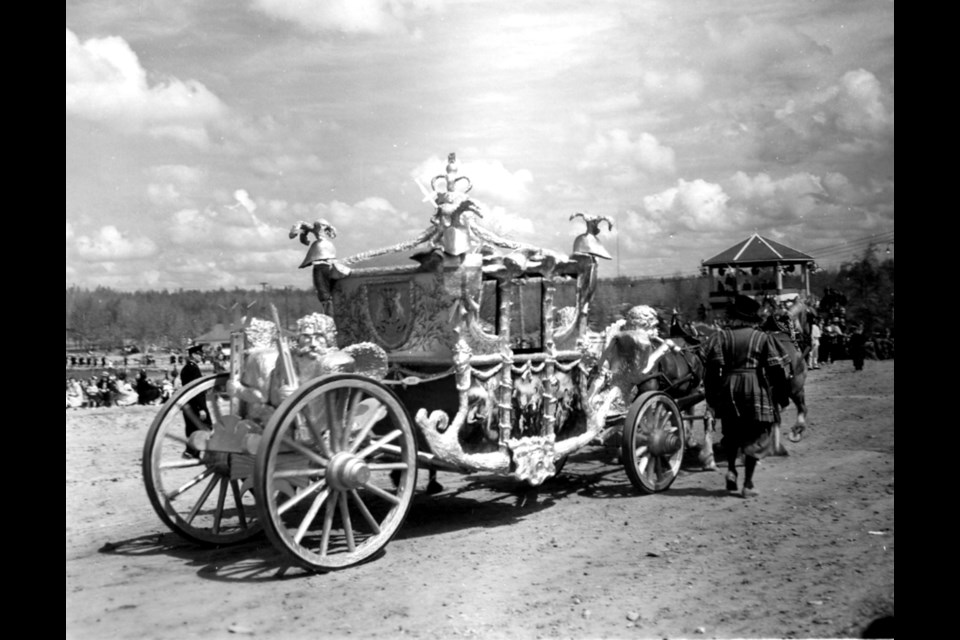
<box><xmin>758</xmin><ymin>296</ymin><xmax>811</xmax><ymax>450</ymax></box>
<box><xmin>601</xmin><ymin>312</ymin><xmax>716</xmax><ymax>469</ymax></box>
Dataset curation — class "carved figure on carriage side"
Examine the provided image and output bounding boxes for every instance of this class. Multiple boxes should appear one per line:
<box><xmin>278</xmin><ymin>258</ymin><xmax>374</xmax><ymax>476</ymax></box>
<box><xmin>226</xmin><ymin>313</ymin><xmax>388</xmax><ymax>427</ymax></box>
<box><xmin>599</xmin><ymin>304</ymin><xmax>717</xmax><ymax>471</ymax></box>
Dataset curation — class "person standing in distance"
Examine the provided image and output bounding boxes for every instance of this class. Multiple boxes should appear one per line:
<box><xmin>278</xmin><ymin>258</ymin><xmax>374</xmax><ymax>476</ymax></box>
<box><xmin>180</xmin><ymin>345</ymin><xmax>207</xmax><ymax>457</ymax></box>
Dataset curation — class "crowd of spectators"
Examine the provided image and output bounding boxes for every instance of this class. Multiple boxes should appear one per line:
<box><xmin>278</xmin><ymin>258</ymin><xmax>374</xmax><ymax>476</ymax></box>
<box><xmin>66</xmin><ymin>368</ymin><xmax>181</xmax><ymax>409</ymax></box>
<box><xmin>65</xmin><ymin>344</ymin><xmax>228</xmax><ymax>409</ymax></box>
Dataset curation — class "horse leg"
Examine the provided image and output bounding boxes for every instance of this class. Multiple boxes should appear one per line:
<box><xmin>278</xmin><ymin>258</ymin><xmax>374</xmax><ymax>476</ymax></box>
<box><xmin>698</xmin><ymin>411</ymin><xmax>718</xmax><ymax>471</ymax></box>
<box><xmin>788</xmin><ymin>389</ymin><xmax>807</xmax><ymax>442</ymax></box>
<box><xmin>426</xmin><ymin>469</ymin><xmax>443</xmax><ymax>494</ymax></box>
<box><xmin>772</xmin><ymin>419</ymin><xmax>788</xmax><ymax>456</ymax></box>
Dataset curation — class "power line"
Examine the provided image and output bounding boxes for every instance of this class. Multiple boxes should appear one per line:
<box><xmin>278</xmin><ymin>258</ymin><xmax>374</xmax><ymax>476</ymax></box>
<box><xmin>811</xmin><ymin>238</ymin><xmax>894</xmax><ymax>261</ymax></box>
<box><xmin>807</xmin><ymin>231</ymin><xmax>894</xmax><ymax>258</ymax></box>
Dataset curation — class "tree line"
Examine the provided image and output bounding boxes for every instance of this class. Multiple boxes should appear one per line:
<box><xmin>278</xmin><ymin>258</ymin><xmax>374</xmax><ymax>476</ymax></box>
<box><xmin>66</xmin><ymin>248</ymin><xmax>893</xmax><ymax>352</ymax></box>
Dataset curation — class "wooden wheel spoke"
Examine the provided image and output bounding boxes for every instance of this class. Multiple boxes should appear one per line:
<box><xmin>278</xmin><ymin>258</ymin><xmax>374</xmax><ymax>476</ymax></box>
<box><xmin>367</xmin><ymin>462</ymin><xmax>409</xmax><ymax>471</ymax></box>
<box><xmin>206</xmin><ymin>389</ymin><xmax>227</xmax><ymax>423</ymax></box>
<box><xmin>213</xmin><ymin>476</ymin><xmax>229</xmax><ymax>534</ymax></box>
<box><xmin>168</xmin><ymin>466</ymin><xmax>216</xmax><ymax>500</ymax></box>
<box><xmin>339</xmin><ymin>492</ymin><xmax>356</xmax><ymax>552</ymax></box>
<box><xmin>361</xmin><ymin>481</ymin><xmax>401</xmax><ymax>505</ymax></box>
<box><xmin>294</xmin><ymin>488</ymin><xmax>330</xmax><ymax>544</ymax></box>
<box><xmin>182</xmin><ymin>405</ymin><xmax>210</xmax><ymax>436</ymax></box>
<box><xmin>623</xmin><ymin>394</ymin><xmax>683</xmax><ymax>494</ymax></box>
<box><xmin>347</xmin><ymin>400</ymin><xmax>389</xmax><ymax>454</ymax></box>
<box><xmin>162</xmin><ymin>432</ymin><xmax>189</xmax><ymax>448</ymax></box>
<box><xmin>356</xmin><ymin>429</ymin><xmax>403</xmax><ymax>460</ymax></box>
<box><xmin>257</xmin><ymin>377</ymin><xmax>417</xmax><ymax>571</ymax></box>
<box><xmin>342</xmin><ymin>388</ymin><xmax>363</xmax><ymax>451</ymax></box>
<box><xmin>298</xmin><ymin>408</ymin><xmax>333</xmax><ymax>459</ymax></box>
<box><xmin>144</xmin><ymin>374</ymin><xmax>262</xmax><ymax>545</ymax></box>
<box><xmin>272</xmin><ymin>467</ymin><xmax>326</xmax><ymax>479</ymax></box>
<box><xmin>636</xmin><ymin>452</ymin><xmax>650</xmax><ymax>476</ymax></box>
<box><xmin>230</xmin><ymin>480</ymin><xmax>248</xmax><ymax>529</ymax></box>
<box><xmin>647</xmin><ymin>454</ymin><xmax>661</xmax><ymax>482</ymax></box>
<box><xmin>654</xmin><ymin>405</ymin><xmax>669</xmax><ymax>431</ymax></box>
<box><xmin>185</xmin><ymin>474</ymin><xmax>221</xmax><ymax>524</ymax></box>
<box><xmin>319</xmin><ymin>492</ymin><xmax>336</xmax><ymax>557</ymax></box>
<box><xmin>374</xmin><ymin>443</ymin><xmax>402</xmax><ymax>456</ymax></box>
<box><xmin>349</xmin><ymin>489</ymin><xmax>381</xmax><ymax>534</ymax></box>
<box><xmin>160</xmin><ymin>457</ymin><xmax>204</xmax><ymax>470</ymax></box>
<box><xmin>277</xmin><ymin>478</ymin><xmax>328</xmax><ymax>516</ymax></box>
<box><xmin>325</xmin><ymin>393</ymin><xmax>342</xmax><ymax>453</ymax></box>
<box><xmin>280</xmin><ymin>436</ymin><xmax>329</xmax><ymax>467</ymax></box>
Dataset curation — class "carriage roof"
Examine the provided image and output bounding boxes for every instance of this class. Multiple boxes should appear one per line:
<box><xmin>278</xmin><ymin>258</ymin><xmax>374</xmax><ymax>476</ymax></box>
<box><xmin>294</xmin><ymin>153</ymin><xmax>611</xmax><ymax>363</ymax></box>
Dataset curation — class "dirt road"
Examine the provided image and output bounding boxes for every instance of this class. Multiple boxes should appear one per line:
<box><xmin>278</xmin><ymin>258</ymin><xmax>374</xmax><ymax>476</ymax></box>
<box><xmin>66</xmin><ymin>359</ymin><xmax>894</xmax><ymax>639</ymax></box>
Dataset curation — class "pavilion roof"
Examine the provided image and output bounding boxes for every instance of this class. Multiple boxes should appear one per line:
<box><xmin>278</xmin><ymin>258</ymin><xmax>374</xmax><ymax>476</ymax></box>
<box><xmin>702</xmin><ymin>233</ymin><xmax>814</xmax><ymax>267</ymax></box>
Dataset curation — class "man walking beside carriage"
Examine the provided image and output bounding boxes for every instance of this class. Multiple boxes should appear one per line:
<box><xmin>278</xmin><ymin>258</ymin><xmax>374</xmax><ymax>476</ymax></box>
<box><xmin>701</xmin><ymin>295</ymin><xmax>791</xmax><ymax>498</ymax></box>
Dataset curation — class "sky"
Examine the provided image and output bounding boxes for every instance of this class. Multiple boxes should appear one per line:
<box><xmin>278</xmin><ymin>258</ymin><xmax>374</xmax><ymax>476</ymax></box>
<box><xmin>66</xmin><ymin>0</ymin><xmax>894</xmax><ymax>292</ymax></box>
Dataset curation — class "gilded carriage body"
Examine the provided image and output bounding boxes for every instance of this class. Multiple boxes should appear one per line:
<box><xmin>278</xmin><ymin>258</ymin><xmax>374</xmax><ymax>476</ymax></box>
<box><xmin>142</xmin><ymin>153</ymin><xmax>708</xmax><ymax>572</ymax></box>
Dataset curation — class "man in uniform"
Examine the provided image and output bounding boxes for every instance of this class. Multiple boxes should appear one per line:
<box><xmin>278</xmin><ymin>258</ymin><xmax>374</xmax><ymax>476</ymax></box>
<box><xmin>701</xmin><ymin>295</ymin><xmax>790</xmax><ymax>498</ymax></box>
<box><xmin>180</xmin><ymin>345</ymin><xmax>208</xmax><ymax>457</ymax></box>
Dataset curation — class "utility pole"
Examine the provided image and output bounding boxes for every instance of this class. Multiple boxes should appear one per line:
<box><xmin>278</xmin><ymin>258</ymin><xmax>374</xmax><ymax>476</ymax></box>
<box><xmin>259</xmin><ymin>282</ymin><xmax>269</xmax><ymax>319</ymax></box>
<box><xmin>616</xmin><ymin>213</ymin><xmax>621</xmax><ymax>278</ymax></box>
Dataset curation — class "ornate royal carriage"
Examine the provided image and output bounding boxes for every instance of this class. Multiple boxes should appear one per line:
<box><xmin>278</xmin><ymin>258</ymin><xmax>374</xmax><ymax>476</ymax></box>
<box><xmin>142</xmin><ymin>153</ymin><xmax>707</xmax><ymax>572</ymax></box>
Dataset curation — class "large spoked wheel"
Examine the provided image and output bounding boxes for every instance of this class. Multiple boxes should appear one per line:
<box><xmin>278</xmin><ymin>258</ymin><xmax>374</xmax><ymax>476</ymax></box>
<box><xmin>255</xmin><ymin>374</ymin><xmax>418</xmax><ymax>572</ymax></box>
<box><xmin>142</xmin><ymin>373</ymin><xmax>261</xmax><ymax>545</ymax></box>
<box><xmin>622</xmin><ymin>391</ymin><xmax>686</xmax><ymax>493</ymax></box>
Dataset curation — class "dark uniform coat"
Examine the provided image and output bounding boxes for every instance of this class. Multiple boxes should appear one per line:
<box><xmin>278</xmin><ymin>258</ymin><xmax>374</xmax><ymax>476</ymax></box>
<box><xmin>702</xmin><ymin>326</ymin><xmax>790</xmax><ymax>458</ymax></box>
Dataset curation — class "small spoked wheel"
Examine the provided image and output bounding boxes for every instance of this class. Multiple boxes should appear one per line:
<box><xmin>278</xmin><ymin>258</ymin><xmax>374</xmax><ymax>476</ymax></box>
<box><xmin>255</xmin><ymin>374</ymin><xmax>418</xmax><ymax>572</ymax></box>
<box><xmin>142</xmin><ymin>373</ymin><xmax>261</xmax><ymax>545</ymax></box>
<box><xmin>622</xmin><ymin>391</ymin><xmax>685</xmax><ymax>493</ymax></box>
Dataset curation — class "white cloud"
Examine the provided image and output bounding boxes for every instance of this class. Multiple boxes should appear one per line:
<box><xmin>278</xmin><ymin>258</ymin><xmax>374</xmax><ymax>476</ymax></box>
<box><xmin>148</xmin><ymin>165</ymin><xmax>206</xmax><ymax>185</ymax></box>
<box><xmin>771</xmin><ymin>69</ymin><xmax>893</xmax><ymax>146</ymax></box>
<box><xmin>74</xmin><ymin>226</ymin><xmax>159</xmax><ymax>261</ymax></box>
<box><xmin>705</xmin><ymin>17</ymin><xmax>831</xmax><ymax>78</ymax></box>
<box><xmin>233</xmin><ymin>189</ymin><xmax>258</xmax><ymax>214</ymax></box>
<box><xmin>410</xmin><ymin>155</ymin><xmax>533</xmax><ymax>205</ymax></box>
<box><xmin>476</xmin><ymin>204</ymin><xmax>536</xmax><ymax>238</ymax></box>
<box><xmin>640</xmin><ymin>69</ymin><xmax>705</xmax><ymax>102</ymax></box>
<box><xmin>578</xmin><ymin>130</ymin><xmax>676</xmax><ymax>184</ymax></box>
<box><xmin>65</xmin><ymin>29</ymin><xmax>226</xmax><ymax>145</ymax></box>
<box><xmin>168</xmin><ymin>203</ymin><xmax>289</xmax><ymax>250</ymax></box>
<box><xmin>251</xmin><ymin>0</ymin><xmax>444</xmax><ymax>35</ymax></box>
<box><xmin>147</xmin><ymin>183</ymin><xmax>182</xmax><ymax>206</ymax></box>
<box><xmin>728</xmin><ymin>171</ymin><xmax>823</xmax><ymax>221</ymax></box>
<box><xmin>642</xmin><ymin>179</ymin><xmax>743</xmax><ymax>232</ymax></box>
<box><xmin>835</xmin><ymin>69</ymin><xmax>893</xmax><ymax>136</ymax></box>
<box><xmin>250</xmin><ymin>154</ymin><xmax>327</xmax><ymax>177</ymax></box>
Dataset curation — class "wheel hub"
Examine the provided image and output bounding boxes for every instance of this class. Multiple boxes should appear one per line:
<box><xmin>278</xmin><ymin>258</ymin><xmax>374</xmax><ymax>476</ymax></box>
<box><xmin>326</xmin><ymin>452</ymin><xmax>371</xmax><ymax>491</ymax></box>
<box><xmin>647</xmin><ymin>429</ymin><xmax>681</xmax><ymax>456</ymax></box>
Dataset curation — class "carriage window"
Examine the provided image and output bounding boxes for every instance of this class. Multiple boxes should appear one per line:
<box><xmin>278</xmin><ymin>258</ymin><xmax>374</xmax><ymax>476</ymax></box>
<box><xmin>478</xmin><ymin>279</ymin><xmax>498</xmax><ymax>334</ymax></box>
<box><xmin>507</xmin><ymin>278</ymin><xmax>543</xmax><ymax>351</ymax></box>
<box><xmin>552</xmin><ymin>278</ymin><xmax>578</xmax><ymax>331</ymax></box>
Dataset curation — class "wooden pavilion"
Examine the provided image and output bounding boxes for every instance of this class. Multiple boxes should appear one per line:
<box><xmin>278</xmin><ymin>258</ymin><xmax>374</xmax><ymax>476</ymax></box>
<box><xmin>700</xmin><ymin>233</ymin><xmax>816</xmax><ymax>310</ymax></box>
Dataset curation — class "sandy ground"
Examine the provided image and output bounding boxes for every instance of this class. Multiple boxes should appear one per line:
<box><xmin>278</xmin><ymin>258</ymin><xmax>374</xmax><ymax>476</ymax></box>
<box><xmin>66</xmin><ymin>359</ymin><xmax>894</xmax><ymax>640</ymax></box>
